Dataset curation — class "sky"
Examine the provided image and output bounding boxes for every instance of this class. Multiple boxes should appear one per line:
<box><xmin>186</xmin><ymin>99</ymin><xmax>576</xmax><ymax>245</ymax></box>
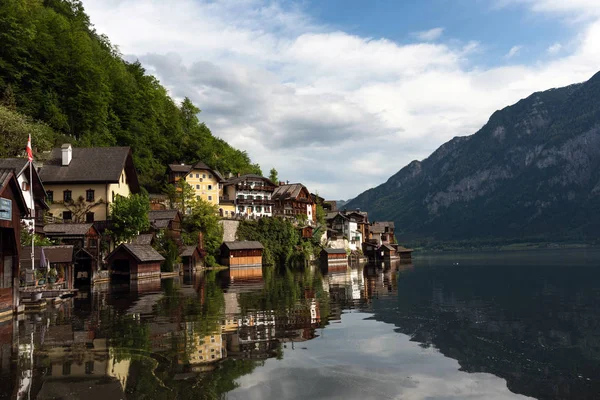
<box><xmin>81</xmin><ymin>0</ymin><xmax>600</xmax><ymax>200</ymax></box>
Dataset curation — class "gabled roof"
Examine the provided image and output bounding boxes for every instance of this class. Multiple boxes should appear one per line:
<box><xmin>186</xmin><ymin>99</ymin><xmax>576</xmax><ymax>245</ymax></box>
<box><xmin>148</xmin><ymin>210</ymin><xmax>180</xmax><ymax>221</ymax></box>
<box><xmin>371</xmin><ymin>221</ymin><xmax>395</xmax><ymax>234</ymax></box>
<box><xmin>131</xmin><ymin>234</ymin><xmax>154</xmax><ymax>245</ymax></box>
<box><xmin>0</xmin><ymin>158</ymin><xmax>49</xmax><ymax>206</ymax></box>
<box><xmin>272</xmin><ymin>183</ymin><xmax>312</xmax><ymax>201</ymax></box>
<box><xmin>42</xmin><ymin>245</ymin><xmax>74</xmax><ymax>263</ymax></box>
<box><xmin>222</xmin><ymin>241</ymin><xmax>264</xmax><ymax>250</ymax></box>
<box><xmin>0</xmin><ymin>168</ymin><xmax>28</xmax><ymax>216</ymax></box>
<box><xmin>180</xmin><ymin>245</ymin><xmax>199</xmax><ymax>257</ymax></box>
<box><xmin>168</xmin><ymin>163</ymin><xmax>192</xmax><ymax>173</ymax></box>
<box><xmin>20</xmin><ymin>246</ymin><xmax>42</xmax><ymax>270</ymax></box>
<box><xmin>108</xmin><ymin>243</ymin><xmax>165</xmax><ymax>263</ymax></box>
<box><xmin>44</xmin><ymin>223</ymin><xmax>97</xmax><ymax>236</ymax></box>
<box><xmin>380</xmin><ymin>244</ymin><xmax>396</xmax><ymax>252</ymax></box>
<box><xmin>39</xmin><ymin>146</ymin><xmax>140</xmax><ymax>192</ymax></box>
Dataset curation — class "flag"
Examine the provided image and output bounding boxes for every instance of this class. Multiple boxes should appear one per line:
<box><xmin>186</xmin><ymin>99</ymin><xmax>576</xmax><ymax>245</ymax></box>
<box><xmin>26</xmin><ymin>134</ymin><xmax>33</xmax><ymax>162</ymax></box>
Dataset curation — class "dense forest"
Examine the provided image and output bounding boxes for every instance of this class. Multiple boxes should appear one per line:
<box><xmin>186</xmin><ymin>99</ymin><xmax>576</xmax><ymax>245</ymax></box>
<box><xmin>0</xmin><ymin>0</ymin><xmax>261</xmax><ymax>192</ymax></box>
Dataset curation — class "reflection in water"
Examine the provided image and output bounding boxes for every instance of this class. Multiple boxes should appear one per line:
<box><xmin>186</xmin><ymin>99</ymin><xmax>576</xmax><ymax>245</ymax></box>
<box><xmin>1</xmin><ymin>251</ymin><xmax>599</xmax><ymax>399</ymax></box>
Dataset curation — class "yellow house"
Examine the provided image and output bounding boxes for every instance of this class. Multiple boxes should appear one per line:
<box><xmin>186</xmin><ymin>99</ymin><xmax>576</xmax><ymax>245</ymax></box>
<box><xmin>168</xmin><ymin>161</ymin><xmax>222</xmax><ymax>207</ymax></box>
<box><xmin>39</xmin><ymin>144</ymin><xmax>140</xmax><ymax>222</ymax></box>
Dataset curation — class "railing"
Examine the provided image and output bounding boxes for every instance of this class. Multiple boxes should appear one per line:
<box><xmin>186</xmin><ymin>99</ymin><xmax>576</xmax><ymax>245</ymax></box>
<box><xmin>236</xmin><ymin>184</ymin><xmax>276</xmax><ymax>192</ymax></box>
<box><xmin>236</xmin><ymin>198</ymin><xmax>275</xmax><ymax>206</ymax></box>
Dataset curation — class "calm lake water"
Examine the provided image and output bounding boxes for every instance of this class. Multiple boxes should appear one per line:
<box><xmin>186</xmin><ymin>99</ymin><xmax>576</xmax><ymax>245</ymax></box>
<box><xmin>1</xmin><ymin>249</ymin><xmax>600</xmax><ymax>399</ymax></box>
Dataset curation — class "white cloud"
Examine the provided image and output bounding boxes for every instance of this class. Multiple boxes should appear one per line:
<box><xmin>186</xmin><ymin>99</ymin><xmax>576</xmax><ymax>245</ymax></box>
<box><xmin>547</xmin><ymin>42</ymin><xmax>562</xmax><ymax>54</ymax></box>
<box><xmin>412</xmin><ymin>27</ymin><xmax>445</xmax><ymax>41</ymax></box>
<box><xmin>505</xmin><ymin>45</ymin><xmax>523</xmax><ymax>58</ymax></box>
<box><xmin>82</xmin><ymin>0</ymin><xmax>600</xmax><ymax>199</ymax></box>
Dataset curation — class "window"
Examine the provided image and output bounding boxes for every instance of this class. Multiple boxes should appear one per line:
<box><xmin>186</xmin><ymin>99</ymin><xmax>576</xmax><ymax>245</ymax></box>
<box><xmin>208</xmin><ymin>196</ymin><xmax>212</xmax><ymax>201</ymax></box>
<box><xmin>2</xmin><ymin>256</ymin><xmax>12</xmax><ymax>289</ymax></box>
<box><xmin>89</xmin><ymin>238</ymin><xmax>97</xmax><ymax>248</ymax></box>
<box><xmin>86</xmin><ymin>212</ymin><xmax>94</xmax><ymax>223</ymax></box>
<box><xmin>62</xmin><ymin>362</ymin><xmax>71</xmax><ymax>376</ymax></box>
<box><xmin>121</xmin><ymin>174</ymin><xmax>124</xmax><ymax>183</ymax></box>
<box><xmin>196</xmin><ymin>184</ymin><xmax>200</xmax><ymax>189</ymax></box>
<box><xmin>86</xmin><ymin>189</ymin><xmax>95</xmax><ymax>202</ymax></box>
<box><xmin>238</xmin><ymin>206</ymin><xmax>244</xmax><ymax>212</ymax></box>
<box><xmin>202</xmin><ymin>174</ymin><xmax>206</xmax><ymax>178</ymax></box>
<box><xmin>256</xmin><ymin>206</ymin><xmax>262</xmax><ymax>212</ymax></box>
<box><xmin>47</xmin><ymin>191</ymin><xmax>53</xmax><ymax>203</ymax></box>
<box><xmin>196</xmin><ymin>173</ymin><xmax>199</xmax><ymax>178</ymax></box>
<box><xmin>265</xmin><ymin>206</ymin><xmax>271</xmax><ymax>212</ymax></box>
<box><xmin>22</xmin><ymin>181</ymin><xmax>29</xmax><ymax>191</ymax></box>
<box><xmin>209</xmin><ymin>174</ymin><xmax>213</xmax><ymax>179</ymax></box>
<box><xmin>112</xmin><ymin>191</ymin><xmax>115</xmax><ymax>202</ymax></box>
<box><xmin>208</xmin><ymin>184</ymin><xmax>212</xmax><ymax>190</ymax></box>
<box><xmin>85</xmin><ymin>361</ymin><xmax>94</xmax><ymax>375</ymax></box>
<box><xmin>63</xmin><ymin>190</ymin><xmax>72</xmax><ymax>202</ymax></box>
<box><xmin>63</xmin><ymin>211</ymin><xmax>72</xmax><ymax>221</ymax></box>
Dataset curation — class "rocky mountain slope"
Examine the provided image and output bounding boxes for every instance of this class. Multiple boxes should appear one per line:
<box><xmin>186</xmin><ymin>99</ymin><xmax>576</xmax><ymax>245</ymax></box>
<box><xmin>347</xmin><ymin>72</ymin><xmax>600</xmax><ymax>244</ymax></box>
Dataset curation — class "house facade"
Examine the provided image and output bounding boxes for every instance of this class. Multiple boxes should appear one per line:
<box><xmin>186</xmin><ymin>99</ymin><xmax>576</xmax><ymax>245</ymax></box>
<box><xmin>168</xmin><ymin>161</ymin><xmax>222</xmax><ymax>207</ymax></box>
<box><xmin>0</xmin><ymin>169</ymin><xmax>28</xmax><ymax>317</ymax></box>
<box><xmin>0</xmin><ymin>159</ymin><xmax>49</xmax><ymax>235</ymax></box>
<box><xmin>220</xmin><ymin>175</ymin><xmax>276</xmax><ymax>219</ymax></box>
<box><xmin>39</xmin><ymin>145</ymin><xmax>140</xmax><ymax>223</ymax></box>
<box><xmin>272</xmin><ymin>183</ymin><xmax>316</xmax><ymax>223</ymax></box>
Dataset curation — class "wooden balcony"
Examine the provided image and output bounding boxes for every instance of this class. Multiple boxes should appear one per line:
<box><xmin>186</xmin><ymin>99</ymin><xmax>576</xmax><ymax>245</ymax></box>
<box><xmin>236</xmin><ymin>184</ymin><xmax>276</xmax><ymax>192</ymax></box>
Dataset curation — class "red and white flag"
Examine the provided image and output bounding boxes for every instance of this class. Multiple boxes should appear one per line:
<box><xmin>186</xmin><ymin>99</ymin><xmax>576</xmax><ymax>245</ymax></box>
<box><xmin>26</xmin><ymin>134</ymin><xmax>33</xmax><ymax>162</ymax></box>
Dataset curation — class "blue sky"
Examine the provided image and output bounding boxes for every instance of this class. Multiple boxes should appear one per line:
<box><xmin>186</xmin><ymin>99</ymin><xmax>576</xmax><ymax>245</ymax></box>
<box><xmin>84</xmin><ymin>0</ymin><xmax>600</xmax><ymax>199</ymax></box>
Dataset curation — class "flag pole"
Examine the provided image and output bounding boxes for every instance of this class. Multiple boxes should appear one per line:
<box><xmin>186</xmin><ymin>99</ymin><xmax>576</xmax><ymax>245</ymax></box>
<box><xmin>28</xmin><ymin>135</ymin><xmax>35</xmax><ymax>280</ymax></box>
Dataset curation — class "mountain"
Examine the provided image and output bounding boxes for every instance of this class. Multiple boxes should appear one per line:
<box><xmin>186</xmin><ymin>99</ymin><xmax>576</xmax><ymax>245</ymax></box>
<box><xmin>347</xmin><ymin>72</ymin><xmax>600</xmax><ymax>246</ymax></box>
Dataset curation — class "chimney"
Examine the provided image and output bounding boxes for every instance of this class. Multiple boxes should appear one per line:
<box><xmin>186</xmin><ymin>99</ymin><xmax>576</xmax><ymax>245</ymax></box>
<box><xmin>61</xmin><ymin>144</ymin><xmax>72</xmax><ymax>166</ymax></box>
<box><xmin>279</xmin><ymin>181</ymin><xmax>285</xmax><ymax>186</ymax></box>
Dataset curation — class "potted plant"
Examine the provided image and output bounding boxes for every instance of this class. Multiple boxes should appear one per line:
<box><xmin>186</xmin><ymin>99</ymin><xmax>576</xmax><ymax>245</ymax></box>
<box><xmin>47</xmin><ymin>267</ymin><xmax>57</xmax><ymax>284</ymax></box>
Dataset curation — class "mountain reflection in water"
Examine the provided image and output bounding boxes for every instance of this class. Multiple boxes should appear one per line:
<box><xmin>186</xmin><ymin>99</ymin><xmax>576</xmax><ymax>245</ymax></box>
<box><xmin>0</xmin><ymin>250</ymin><xmax>599</xmax><ymax>399</ymax></box>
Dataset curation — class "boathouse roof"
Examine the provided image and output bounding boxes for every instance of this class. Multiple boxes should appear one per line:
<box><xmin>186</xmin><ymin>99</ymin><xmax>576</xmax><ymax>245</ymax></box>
<box><xmin>222</xmin><ymin>241</ymin><xmax>264</xmax><ymax>250</ymax></box>
<box><xmin>180</xmin><ymin>245</ymin><xmax>198</xmax><ymax>257</ymax></box>
<box><xmin>131</xmin><ymin>234</ymin><xmax>154</xmax><ymax>245</ymax></box>
<box><xmin>44</xmin><ymin>223</ymin><xmax>96</xmax><ymax>236</ymax></box>
<box><xmin>108</xmin><ymin>243</ymin><xmax>165</xmax><ymax>263</ymax></box>
<box><xmin>322</xmin><ymin>248</ymin><xmax>347</xmax><ymax>254</ymax></box>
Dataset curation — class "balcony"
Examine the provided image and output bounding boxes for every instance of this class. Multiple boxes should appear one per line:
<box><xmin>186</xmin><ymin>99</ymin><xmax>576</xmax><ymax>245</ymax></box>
<box><xmin>236</xmin><ymin>198</ymin><xmax>275</xmax><ymax>206</ymax></box>
<box><xmin>236</xmin><ymin>184</ymin><xmax>276</xmax><ymax>192</ymax></box>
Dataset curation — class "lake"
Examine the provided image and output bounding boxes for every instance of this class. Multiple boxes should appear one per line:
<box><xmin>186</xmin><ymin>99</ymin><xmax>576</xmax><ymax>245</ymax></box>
<box><xmin>1</xmin><ymin>249</ymin><xmax>600</xmax><ymax>399</ymax></box>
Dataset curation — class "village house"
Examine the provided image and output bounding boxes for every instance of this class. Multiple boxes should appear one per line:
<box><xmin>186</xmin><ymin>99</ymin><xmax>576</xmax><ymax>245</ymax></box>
<box><xmin>220</xmin><ymin>174</ymin><xmax>276</xmax><ymax>219</ymax></box>
<box><xmin>0</xmin><ymin>169</ymin><xmax>29</xmax><ymax>318</ymax></box>
<box><xmin>272</xmin><ymin>183</ymin><xmax>316</xmax><ymax>223</ymax></box>
<box><xmin>325</xmin><ymin>211</ymin><xmax>365</xmax><ymax>251</ymax></box>
<box><xmin>220</xmin><ymin>241</ymin><xmax>264</xmax><ymax>268</ymax></box>
<box><xmin>105</xmin><ymin>243</ymin><xmax>164</xmax><ymax>281</ymax></box>
<box><xmin>167</xmin><ymin>162</ymin><xmax>223</xmax><ymax>208</ymax></box>
<box><xmin>39</xmin><ymin>144</ymin><xmax>140</xmax><ymax>223</ymax></box>
<box><xmin>319</xmin><ymin>248</ymin><xmax>348</xmax><ymax>269</ymax></box>
<box><xmin>0</xmin><ymin>159</ymin><xmax>49</xmax><ymax>235</ymax></box>
<box><xmin>21</xmin><ymin>245</ymin><xmax>75</xmax><ymax>289</ymax></box>
<box><xmin>148</xmin><ymin>210</ymin><xmax>182</xmax><ymax>240</ymax></box>
<box><xmin>369</xmin><ymin>221</ymin><xmax>396</xmax><ymax>246</ymax></box>
<box><xmin>43</xmin><ymin>223</ymin><xmax>101</xmax><ymax>284</ymax></box>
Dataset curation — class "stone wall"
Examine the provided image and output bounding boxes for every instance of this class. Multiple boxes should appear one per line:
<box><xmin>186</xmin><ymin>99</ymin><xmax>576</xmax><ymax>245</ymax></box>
<box><xmin>220</xmin><ymin>220</ymin><xmax>240</xmax><ymax>242</ymax></box>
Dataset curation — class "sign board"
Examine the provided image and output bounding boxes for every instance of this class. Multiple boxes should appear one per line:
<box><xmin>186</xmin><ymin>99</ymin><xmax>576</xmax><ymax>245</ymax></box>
<box><xmin>0</xmin><ymin>198</ymin><xmax>12</xmax><ymax>221</ymax></box>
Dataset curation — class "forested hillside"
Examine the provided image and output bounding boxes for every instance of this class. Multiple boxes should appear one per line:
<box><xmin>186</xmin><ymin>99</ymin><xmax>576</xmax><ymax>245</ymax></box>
<box><xmin>0</xmin><ymin>0</ymin><xmax>261</xmax><ymax>192</ymax></box>
<box><xmin>347</xmin><ymin>72</ymin><xmax>600</xmax><ymax>246</ymax></box>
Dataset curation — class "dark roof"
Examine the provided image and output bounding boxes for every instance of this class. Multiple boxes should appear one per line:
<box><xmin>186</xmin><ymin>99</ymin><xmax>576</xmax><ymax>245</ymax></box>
<box><xmin>0</xmin><ymin>168</ymin><xmax>28</xmax><ymax>215</ymax></box>
<box><xmin>322</xmin><ymin>248</ymin><xmax>347</xmax><ymax>254</ymax></box>
<box><xmin>372</xmin><ymin>221</ymin><xmax>395</xmax><ymax>229</ymax></box>
<box><xmin>180</xmin><ymin>245</ymin><xmax>198</xmax><ymax>257</ymax></box>
<box><xmin>42</xmin><ymin>245</ymin><xmax>74</xmax><ymax>263</ymax></box>
<box><xmin>223</xmin><ymin>174</ymin><xmax>274</xmax><ymax>186</ymax></box>
<box><xmin>397</xmin><ymin>246</ymin><xmax>413</xmax><ymax>252</ymax></box>
<box><xmin>222</xmin><ymin>241</ymin><xmax>264</xmax><ymax>250</ymax></box>
<box><xmin>272</xmin><ymin>183</ymin><xmax>311</xmax><ymax>201</ymax></box>
<box><xmin>108</xmin><ymin>243</ymin><xmax>165</xmax><ymax>263</ymax></box>
<box><xmin>168</xmin><ymin>163</ymin><xmax>192</xmax><ymax>173</ymax></box>
<box><xmin>44</xmin><ymin>223</ymin><xmax>95</xmax><ymax>236</ymax></box>
<box><xmin>192</xmin><ymin>161</ymin><xmax>211</xmax><ymax>170</ymax></box>
<box><xmin>152</xmin><ymin>219</ymin><xmax>170</xmax><ymax>229</ymax></box>
<box><xmin>380</xmin><ymin>244</ymin><xmax>396</xmax><ymax>252</ymax></box>
<box><xmin>148</xmin><ymin>210</ymin><xmax>179</xmax><ymax>221</ymax></box>
<box><xmin>39</xmin><ymin>146</ymin><xmax>139</xmax><ymax>191</ymax></box>
<box><xmin>131</xmin><ymin>234</ymin><xmax>154</xmax><ymax>245</ymax></box>
<box><xmin>0</xmin><ymin>159</ymin><xmax>28</xmax><ymax>175</ymax></box>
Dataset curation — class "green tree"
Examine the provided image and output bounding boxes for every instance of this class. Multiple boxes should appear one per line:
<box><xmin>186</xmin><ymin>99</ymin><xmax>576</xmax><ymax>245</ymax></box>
<box><xmin>108</xmin><ymin>193</ymin><xmax>150</xmax><ymax>243</ymax></box>
<box><xmin>182</xmin><ymin>198</ymin><xmax>223</xmax><ymax>266</ymax></box>
<box><xmin>153</xmin><ymin>231</ymin><xmax>180</xmax><ymax>272</ymax></box>
<box><xmin>164</xmin><ymin>179</ymin><xmax>195</xmax><ymax>213</ymax></box>
<box><xmin>268</xmin><ymin>168</ymin><xmax>279</xmax><ymax>184</ymax></box>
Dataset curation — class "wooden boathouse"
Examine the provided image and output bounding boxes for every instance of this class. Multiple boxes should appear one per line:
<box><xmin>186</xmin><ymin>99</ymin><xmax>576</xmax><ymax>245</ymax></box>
<box><xmin>220</xmin><ymin>241</ymin><xmax>263</xmax><ymax>268</ymax></box>
<box><xmin>105</xmin><ymin>243</ymin><xmax>164</xmax><ymax>280</ymax></box>
<box><xmin>320</xmin><ymin>248</ymin><xmax>347</xmax><ymax>266</ymax></box>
